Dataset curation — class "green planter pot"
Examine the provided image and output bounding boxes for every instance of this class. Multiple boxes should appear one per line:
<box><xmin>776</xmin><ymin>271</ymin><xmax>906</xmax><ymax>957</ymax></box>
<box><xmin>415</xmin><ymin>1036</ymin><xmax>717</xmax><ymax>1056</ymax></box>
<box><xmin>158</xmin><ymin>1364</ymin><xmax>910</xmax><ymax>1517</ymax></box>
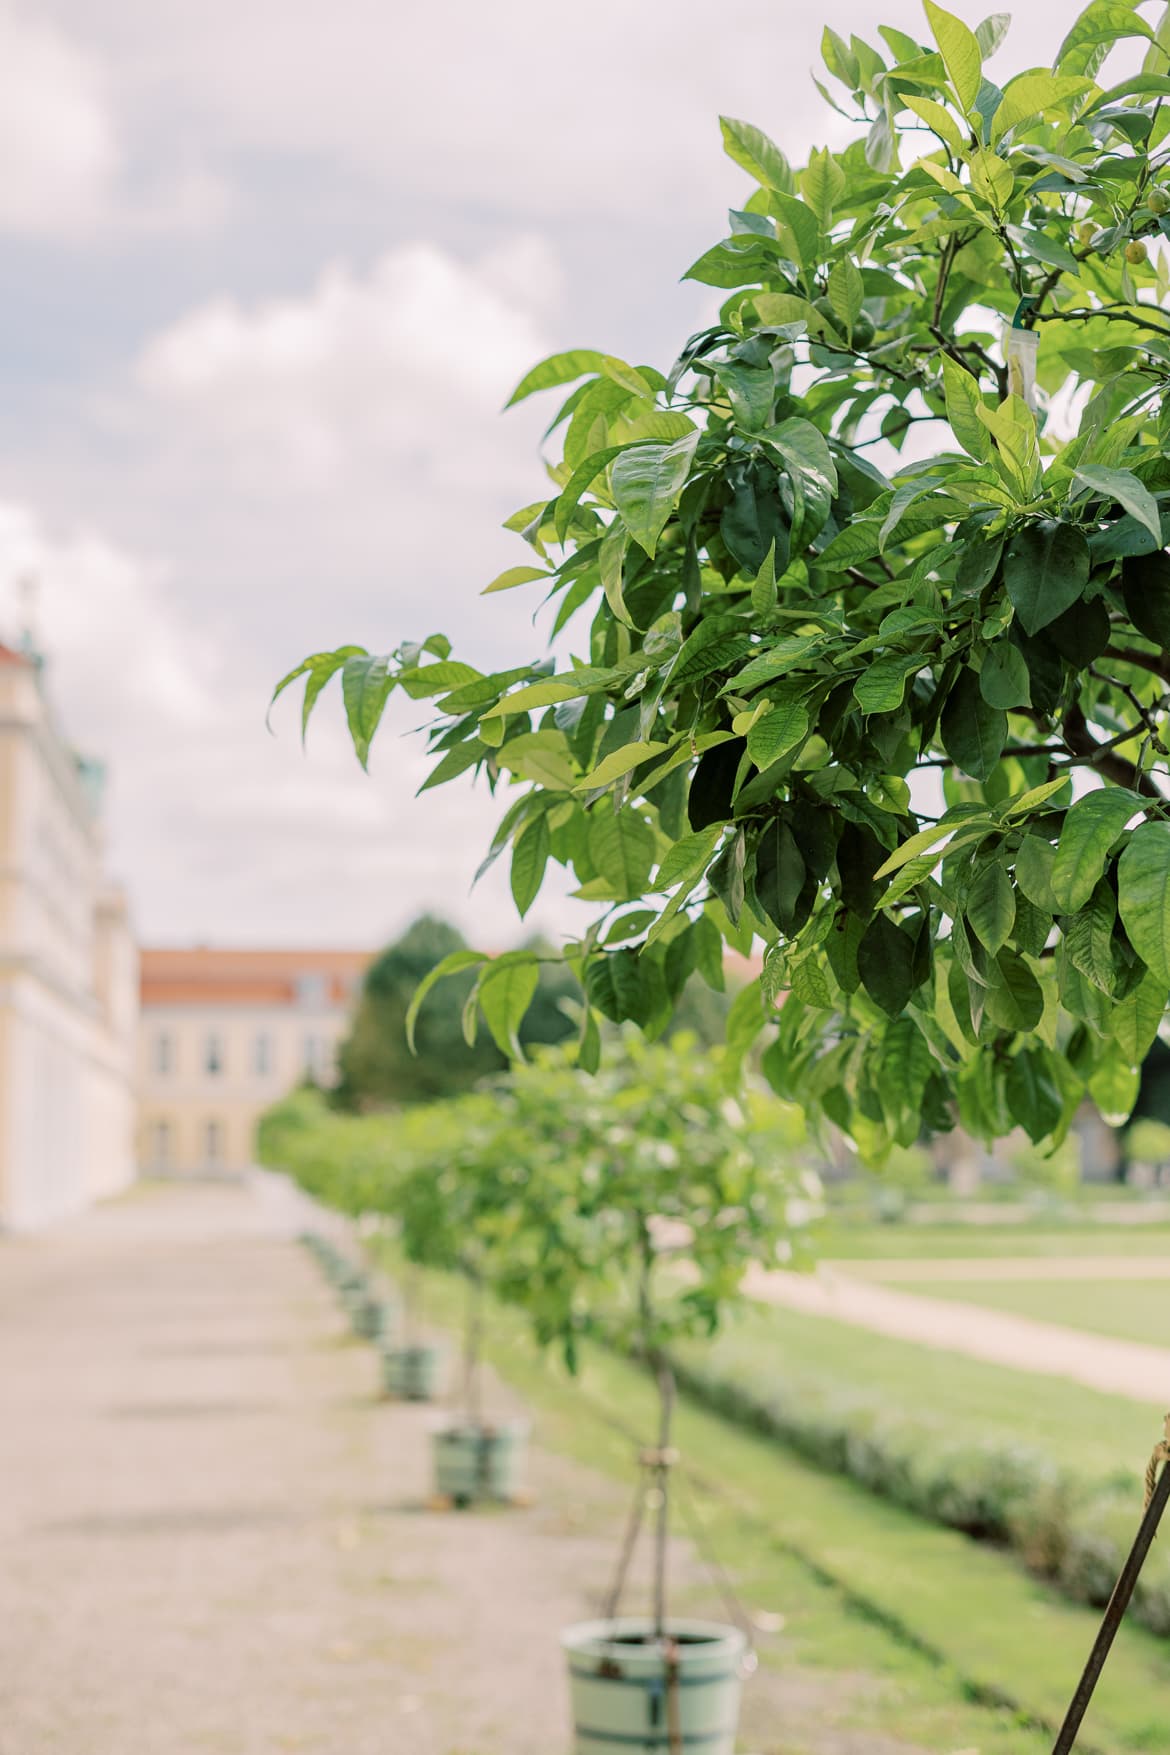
<box><xmin>431</xmin><ymin>1421</ymin><xmax>528</xmax><ymax>1505</ymax></box>
<box><xmin>562</xmin><ymin>1618</ymin><xmax>747</xmax><ymax>1755</ymax></box>
<box><xmin>380</xmin><ymin>1342</ymin><xmax>444</xmax><ymax>1401</ymax></box>
<box><xmin>351</xmin><ymin>1296</ymin><xmax>391</xmax><ymax>1341</ymax></box>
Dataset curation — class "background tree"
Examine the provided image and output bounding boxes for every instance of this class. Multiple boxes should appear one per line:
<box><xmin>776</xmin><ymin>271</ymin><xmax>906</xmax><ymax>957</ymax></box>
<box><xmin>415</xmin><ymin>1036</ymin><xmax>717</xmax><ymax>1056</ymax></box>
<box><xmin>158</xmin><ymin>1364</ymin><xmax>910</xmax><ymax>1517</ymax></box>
<box><xmin>278</xmin><ymin>0</ymin><xmax>1170</xmax><ymax>1161</ymax></box>
<box><xmin>335</xmin><ymin>915</ymin><xmax>577</xmax><ymax>1107</ymax></box>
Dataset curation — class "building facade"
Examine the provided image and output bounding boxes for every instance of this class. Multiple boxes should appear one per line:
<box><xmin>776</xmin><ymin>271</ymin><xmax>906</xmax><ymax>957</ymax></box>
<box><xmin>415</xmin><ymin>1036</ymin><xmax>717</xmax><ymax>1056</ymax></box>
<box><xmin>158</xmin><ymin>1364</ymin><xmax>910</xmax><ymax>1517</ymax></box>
<box><xmin>137</xmin><ymin>948</ymin><xmax>370</xmax><ymax>1175</ymax></box>
<box><xmin>0</xmin><ymin>643</ymin><xmax>138</xmax><ymax>1229</ymax></box>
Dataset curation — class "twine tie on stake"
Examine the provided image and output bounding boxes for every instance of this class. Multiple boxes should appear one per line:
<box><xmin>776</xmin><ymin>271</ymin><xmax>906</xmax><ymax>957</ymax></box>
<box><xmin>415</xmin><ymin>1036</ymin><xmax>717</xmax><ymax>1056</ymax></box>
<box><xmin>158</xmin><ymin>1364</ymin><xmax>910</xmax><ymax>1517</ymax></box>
<box><xmin>1052</xmin><ymin>1414</ymin><xmax>1170</xmax><ymax>1754</ymax></box>
<box><xmin>1144</xmin><ymin>1412</ymin><xmax>1170</xmax><ymax>1511</ymax></box>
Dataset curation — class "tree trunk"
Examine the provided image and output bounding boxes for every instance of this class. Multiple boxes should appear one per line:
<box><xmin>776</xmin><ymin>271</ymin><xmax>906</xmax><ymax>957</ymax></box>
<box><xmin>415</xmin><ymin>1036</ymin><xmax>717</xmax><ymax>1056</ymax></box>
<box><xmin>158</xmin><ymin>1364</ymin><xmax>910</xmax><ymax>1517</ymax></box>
<box><xmin>652</xmin><ymin>1357</ymin><xmax>676</xmax><ymax>1641</ymax></box>
<box><xmin>463</xmin><ymin>1267</ymin><xmax>484</xmax><ymax>1429</ymax></box>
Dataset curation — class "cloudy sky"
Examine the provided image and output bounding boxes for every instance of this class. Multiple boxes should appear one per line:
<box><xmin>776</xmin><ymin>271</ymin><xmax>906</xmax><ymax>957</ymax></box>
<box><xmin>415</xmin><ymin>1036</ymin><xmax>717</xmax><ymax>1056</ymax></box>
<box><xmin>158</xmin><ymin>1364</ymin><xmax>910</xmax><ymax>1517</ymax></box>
<box><xmin>0</xmin><ymin>0</ymin><xmax>1112</xmax><ymax>949</ymax></box>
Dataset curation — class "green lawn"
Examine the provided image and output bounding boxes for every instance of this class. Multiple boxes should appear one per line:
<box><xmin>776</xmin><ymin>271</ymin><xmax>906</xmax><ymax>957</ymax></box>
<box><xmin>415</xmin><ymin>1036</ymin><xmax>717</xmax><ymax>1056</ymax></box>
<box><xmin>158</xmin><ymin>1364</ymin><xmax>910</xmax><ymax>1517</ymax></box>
<box><xmin>694</xmin><ymin>1299</ymin><xmax>1160</xmax><ymax>1483</ymax></box>
<box><xmin>879</xmin><ymin>1274</ymin><xmax>1170</xmax><ymax>1348</ymax></box>
<box><xmin>816</xmin><ymin>1223</ymin><xmax>1170</xmax><ymax>1261</ymax></box>
<box><xmin>393</xmin><ymin>1253</ymin><xmax>1170</xmax><ymax>1755</ymax></box>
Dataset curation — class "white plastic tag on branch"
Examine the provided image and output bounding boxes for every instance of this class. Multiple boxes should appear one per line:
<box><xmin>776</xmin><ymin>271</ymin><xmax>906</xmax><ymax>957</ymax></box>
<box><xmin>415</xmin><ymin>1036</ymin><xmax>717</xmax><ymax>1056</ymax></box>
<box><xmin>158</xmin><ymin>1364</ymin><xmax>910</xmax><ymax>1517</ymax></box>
<box><xmin>1004</xmin><ymin>324</ymin><xmax>1039</xmax><ymax>411</ymax></box>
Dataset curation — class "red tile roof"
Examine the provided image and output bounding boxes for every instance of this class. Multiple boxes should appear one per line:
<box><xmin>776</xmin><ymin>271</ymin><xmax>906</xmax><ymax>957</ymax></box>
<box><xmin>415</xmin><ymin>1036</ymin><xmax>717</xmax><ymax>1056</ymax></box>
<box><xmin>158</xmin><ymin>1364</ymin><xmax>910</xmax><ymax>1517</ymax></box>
<box><xmin>140</xmin><ymin>947</ymin><xmax>373</xmax><ymax>1009</ymax></box>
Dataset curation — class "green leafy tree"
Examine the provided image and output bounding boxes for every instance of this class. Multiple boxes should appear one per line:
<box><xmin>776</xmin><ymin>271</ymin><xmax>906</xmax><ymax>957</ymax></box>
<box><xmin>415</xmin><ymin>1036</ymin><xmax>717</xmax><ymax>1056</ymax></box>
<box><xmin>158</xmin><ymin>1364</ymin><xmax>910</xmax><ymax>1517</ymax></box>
<box><xmin>335</xmin><ymin>915</ymin><xmax>575</xmax><ymax>1107</ymax></box>
<box><xmin>277</xmin><ymin>0</ymin><xmax>1170</xmax><ymax>1161</ymax></box>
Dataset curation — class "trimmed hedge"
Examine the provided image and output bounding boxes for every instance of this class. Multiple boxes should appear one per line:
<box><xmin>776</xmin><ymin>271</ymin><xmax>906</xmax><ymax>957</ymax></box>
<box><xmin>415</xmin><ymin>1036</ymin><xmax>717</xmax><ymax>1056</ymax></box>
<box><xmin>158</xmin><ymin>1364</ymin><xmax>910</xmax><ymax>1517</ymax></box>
<box><xmin>669</xmin><ymin>1351</ymin><xmax>1170</xmax><ymax>1639</ymax></box>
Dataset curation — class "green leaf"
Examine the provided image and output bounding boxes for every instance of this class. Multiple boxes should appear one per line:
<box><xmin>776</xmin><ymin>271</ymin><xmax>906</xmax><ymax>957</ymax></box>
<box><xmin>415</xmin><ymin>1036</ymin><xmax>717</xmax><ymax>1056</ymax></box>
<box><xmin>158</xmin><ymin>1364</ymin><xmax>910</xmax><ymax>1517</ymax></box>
<box><xmin>577</xmin><ymin>740</ymin><xmax>671</xmax><ymax>791</ymax></box>
<box><xmin>1015</xmin><ymin>835</ymin><xmax>1060</xmax><ymax>913</ymax></box>
<box><xmin>941</xmin><ymin>667</ymin><xmax>1007</xmax><ymax>780</ymax></box>
<box><xmin>854</xmin><ymin>653</ymin><xmax>923</xmax><ymax>714</ymax></box>
<box><xmin>801</xmin><ymin>146</ymin><xmax>846</xmax><ymax>230</ymax></box>
<box><xmin>875</xmin><ymin>818</ymin><xmax>984</xmax><ymax>879</ymax></box>
<box><xmin>510</xmin><ymin>815</ymin><xmax>551</xmax><ymax>919</ymax></box>
<box><xmin>751</xmin><ymin>540</ymin><xmax>778</xmax><ymax>616</ymax></box>
<box><xmin>655</xmin><ymin>826</ymin><xmax>724</xmax><ymax>891</ymax></box>
<box><xmin>975</xmin><ymin>12</ymin><xmax>1011</xmax><ymax>57</ymax></box>
<box><xmin>754</xmin><ymin>818</ymin><xmax>807</xmax><ymax>932</ymax></box>
<box><xmin>746</xmin><ymin>697</ymin><xmax>809</xmax><ymax>768</ymax></box>
<box><xmin>969</xmin><ymin>147</ymin><xmax>1014</xmax><ymax>208</ymax></box>
<box><xmin>611</xmin><ymin>430</ymin><xmax>700</xmax><ymax>558</ymax></box>
<box><xmin>858</xmin><ymin>913</ymin><xmax>917</xmax><ymax>1016</ymax></box>
<box><xmin>1003</xmin><ymin>521</ymin><xmax>1091</xmax><ymax>636</ymax></box>
<box><xmin>902</xmin><ymin>93</ymin><xmax>966</xmax><ymax>155</ymax></box>
<box><xmin>1005</xmin><ymin>1047</ymin><xmax>1063</xmax><ymax>1143</ymax></box>
<box><xmin>506</xmin><ymin>350</ymin><xmax>608</xmax><ymax>407</ymax></box>
<box><xmin>984</xmin><ymin>948</ymin><xmax>1044</xmax><ymax>1031</ymax></box>
<box><xmin>269</xmin><ymin>646</ymin><xmax>366</xmax><ymax>741</ymax></box>
<box><xmin>924</xmin><ymin>0</ymin><xmax>983</xmax><ymax>112</ymax></box>
<box><xmin>1064</xmin><ymin>879</ymin><xmax>1117</xmax><ymax>994</ymax></box>
<box><xmin>496</xmin><ymin>732</ymin><xmax>576</xmax><ymax>790</ymax></box>
<box><xmin>478</xmin><ymin>959</ymin><xmax>540</xmax><ymax>1059</ymax></box>
<box><xmin>576</xmin><ymin>1003</ymin><xmax>602</xmax><ymax>1074</ymax></box>
<box><xmin>1052</xmin><ymin>789</ymin><xmax>1140</xmax><ymax>913</ymax></box>
<box><xmin>1089</xmin><ymin>1046</ymin><xmax>1140</xmax><ymax>1126</ymax></box>
<box><xmin>1074</xmin><ymin>466</ymin><xmax>1162</xmax><ymax>549</ymax></box>
<box><xmin>979</xmin><ymin>641</ymin><xmax>1031</xmax><ymax>709</ymax></box>
<box><xmin>719</xmin><ymin>117</ymin><xmax>793</xmax><ymax>192</ymax></box>
<box><xmin>1111</xmin><ymin>971</ymin><xmax>1167</xmax><ymax>1063</ymax></box>
<box><xmin>587</xmin><ymin>810</ymin><xmax>658</xmax><ymax>899</ymax></box>
<box><xmin>341</xmin><ymin>653</ymin><xmax>394</xmax><ymax>769</ymax></box>
<box><xmin>1121</xmin><ymin>551</ymin><xmax>1170</xmax><ymax>648</ymax></box>
<box><xmin>991</xmin><ymin>73</ymin><xmax>1091</xmax><ymax>143</ymax></box>
<box><xmin>1119</xmin><ymin>820</ymin><xmax>1170</xmax><ymax>983</ymax></box>
<box><xmin>977</xmin><ymin>395</ymin><xmax>1040</xmax><ymax>500</ymax></box>
<box><xmin>942</xmin><ymin>357</ymin><xmax>992</xmax><ymax>463</ymax></box>
<box><xmin>879</xmin><ymin>1016</ymin><xmax>936</xmax><ymax>1121</ymax></box>
<box><xmin>828</xmin><ymin>258</ymin><xmax>865</xmax><ymax>334</ymax></box>
<box><xmin>482</xmin><ymin>565</ymin><xmax>552</xmax><ymax>595</ymax></box>
<box><xmin>554</xmin><ymin>445</ymin><xmax>627</xmax><ymax>545</ymax></box>
<box><xmin>768</xmin><ymin>194</ymin><xmax>820</xmax><ymax>269</ymax></box>
<box><xmin>967</xmin><ymin>859</ymin><xmax>1015</xmax><ymax>955</ymax></box>
<box><xmin>405</xmin><ymin>950</ymin><xmax>486</xmax><ymax>1052</ymax></box>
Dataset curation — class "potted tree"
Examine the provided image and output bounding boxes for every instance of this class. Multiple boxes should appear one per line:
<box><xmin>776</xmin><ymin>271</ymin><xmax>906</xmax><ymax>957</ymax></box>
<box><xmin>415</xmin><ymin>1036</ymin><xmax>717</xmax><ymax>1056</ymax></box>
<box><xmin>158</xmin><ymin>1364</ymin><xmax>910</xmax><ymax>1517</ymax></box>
<box><xmin>420</xmin><ymin>1102</ymin><xmax>529</xmax><ymax>1502</ymax></box>
<box><xmin>485</xmin><ymin>1038</ymin><xmax>796</xmax><ymax>1752</ymax></box>
<box><xmin>376</xmin><ymin>1144</ymin><xmax>452</xmax><ymax>1404</ymax></box>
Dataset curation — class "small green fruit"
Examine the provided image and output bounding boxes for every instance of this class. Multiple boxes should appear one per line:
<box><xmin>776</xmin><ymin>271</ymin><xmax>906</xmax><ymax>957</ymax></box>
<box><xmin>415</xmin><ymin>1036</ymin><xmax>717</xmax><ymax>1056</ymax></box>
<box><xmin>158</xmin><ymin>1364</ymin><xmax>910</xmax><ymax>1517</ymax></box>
<box><xmin>1148</xmin><ymin>187</ymin><xmax>1170</xmax><ymax>216</ymax></box>
<box><xmin>1126</xmin><ymin>239</ymin><xmax>1147</xmax><ymax>265</ymax></box>
<box><xmin>851</xmin><ymin>312</ymin><xmax>876</xmax><ymax>349</ymax></box>
<box><xmin>812</xmin><ymin>296</ymin><xmax>846</xmax><ymax>338</ymax></box>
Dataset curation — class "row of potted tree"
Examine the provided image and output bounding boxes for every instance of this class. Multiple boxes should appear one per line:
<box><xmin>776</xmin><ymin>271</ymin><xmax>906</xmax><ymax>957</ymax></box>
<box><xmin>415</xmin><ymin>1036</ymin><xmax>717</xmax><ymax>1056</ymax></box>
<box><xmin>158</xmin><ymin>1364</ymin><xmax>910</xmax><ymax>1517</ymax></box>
<box><xmin>275</xmin><ymin>1036</ymin><xmax>807</xmax><ymax>1754</ymax></box>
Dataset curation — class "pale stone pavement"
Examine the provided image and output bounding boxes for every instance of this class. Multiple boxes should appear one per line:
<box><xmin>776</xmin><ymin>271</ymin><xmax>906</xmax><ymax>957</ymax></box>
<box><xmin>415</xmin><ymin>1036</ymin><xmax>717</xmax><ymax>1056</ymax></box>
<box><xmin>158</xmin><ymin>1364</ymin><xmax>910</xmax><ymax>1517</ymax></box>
<box><xmin>0</xmin><ymin>1176</ymin><xmax>925</xmax><ymax>1755</ymax></box>
<box><xmin>0</xmin><ymin>1176</ymin><xmax>627</xmax><ymax>1755</ymax></box>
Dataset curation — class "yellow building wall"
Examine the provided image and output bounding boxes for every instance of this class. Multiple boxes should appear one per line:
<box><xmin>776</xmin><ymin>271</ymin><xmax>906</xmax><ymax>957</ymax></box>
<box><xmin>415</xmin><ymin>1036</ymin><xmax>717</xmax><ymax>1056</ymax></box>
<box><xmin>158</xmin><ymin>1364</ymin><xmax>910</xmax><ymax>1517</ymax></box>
<box><xmin>137</xmin><ymin>1005</ymin><xmax>351</xmax><ymax>1175</ymax></box>
<box><xmin>0</xmin><ymin>656</ymin><xmax>138</xmax><ymax>1230</ymax></box>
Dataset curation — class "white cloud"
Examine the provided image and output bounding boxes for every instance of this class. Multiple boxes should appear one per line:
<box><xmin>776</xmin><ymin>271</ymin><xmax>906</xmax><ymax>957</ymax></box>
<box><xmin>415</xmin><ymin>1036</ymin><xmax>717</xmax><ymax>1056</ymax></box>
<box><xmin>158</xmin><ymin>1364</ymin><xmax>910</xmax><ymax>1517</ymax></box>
<box><xmin>37</xmin><ymin>0</ymin><xmax>1113</xmax><ymax>224</ymax></box>
<box><xmin>0</xmin><ymin>494</ymin><xmax>587</xmax><ymax>947</ymax></box>
<box><xmin>0</xmin><ymin>503</ymin><xmax>210</xmax><ymax>734</ymax></box>
<box><xmin>136</xmin><ymin>237</ymin><xmax>557</xmax><ymax>492</ymax></box>
<box><xmin>0</xmin><ymin>6</ymin><xmax>118</xmax><ymax>235</ymax></box>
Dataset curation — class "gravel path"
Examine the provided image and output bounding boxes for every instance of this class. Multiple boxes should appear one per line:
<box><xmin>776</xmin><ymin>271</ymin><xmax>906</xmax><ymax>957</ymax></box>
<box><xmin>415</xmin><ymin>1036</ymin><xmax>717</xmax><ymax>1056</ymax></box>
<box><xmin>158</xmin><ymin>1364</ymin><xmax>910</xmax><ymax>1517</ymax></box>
<box><xmin>833</xmin><ymin>1255</ymin><xmax>1170</xmax><ymax>1282</ymax></box>
<box><xmin>748</xmin><ymin>1264</ymin><xmax>1170</xmax><ymax>1404</ymax></box>
<box><xmin>0</xmin><ymin>1176</ymin><xmax>928</xmax><ymax>1755</ymax></box>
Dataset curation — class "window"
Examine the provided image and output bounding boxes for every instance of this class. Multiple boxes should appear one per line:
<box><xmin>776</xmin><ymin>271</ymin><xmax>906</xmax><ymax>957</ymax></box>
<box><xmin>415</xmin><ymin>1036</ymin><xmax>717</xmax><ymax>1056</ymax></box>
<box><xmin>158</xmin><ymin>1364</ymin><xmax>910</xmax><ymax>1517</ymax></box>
<box><xmin>254</xmin><ymin>1032</ymin><xmax>272</xmax><ymax>1077</ymax></box>
<box><xmin>204</xmin><ymin>1119</ymin><xmax>223</xmax><ymax>1165</ymax></box>
<box><xmin>152</xmin><ymin>1120</ymin><xmax>172</xmax><ymax>1168</ymax></box>
<box><xmin>302</xmin><ymin>1032</ymin><xmax>321</xmax><ymax>1080</ymax></box>
<box><xmin>296</xmin><ymin>972</ymin><xmax>327</xmax><ymax>1009</ymax></box>
<box><xmin>154</xmin><ymin>1032</ymin><xmax>173</xmax><ymax>1076</ymax></box>
<box><xmin>204</xmin><ymin>1032</ymin><xmax>223</xmax><ymax>1076</ymax></box>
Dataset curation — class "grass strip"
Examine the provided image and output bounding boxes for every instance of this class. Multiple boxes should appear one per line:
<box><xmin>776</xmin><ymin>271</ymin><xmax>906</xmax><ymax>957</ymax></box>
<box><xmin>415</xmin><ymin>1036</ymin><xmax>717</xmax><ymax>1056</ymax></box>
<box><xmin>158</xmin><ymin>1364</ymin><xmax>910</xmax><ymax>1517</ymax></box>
<box><xmin>383</xmin><ymin>1249</ymin><xmax>1170</xmax><ymax>1755</ymax></box>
